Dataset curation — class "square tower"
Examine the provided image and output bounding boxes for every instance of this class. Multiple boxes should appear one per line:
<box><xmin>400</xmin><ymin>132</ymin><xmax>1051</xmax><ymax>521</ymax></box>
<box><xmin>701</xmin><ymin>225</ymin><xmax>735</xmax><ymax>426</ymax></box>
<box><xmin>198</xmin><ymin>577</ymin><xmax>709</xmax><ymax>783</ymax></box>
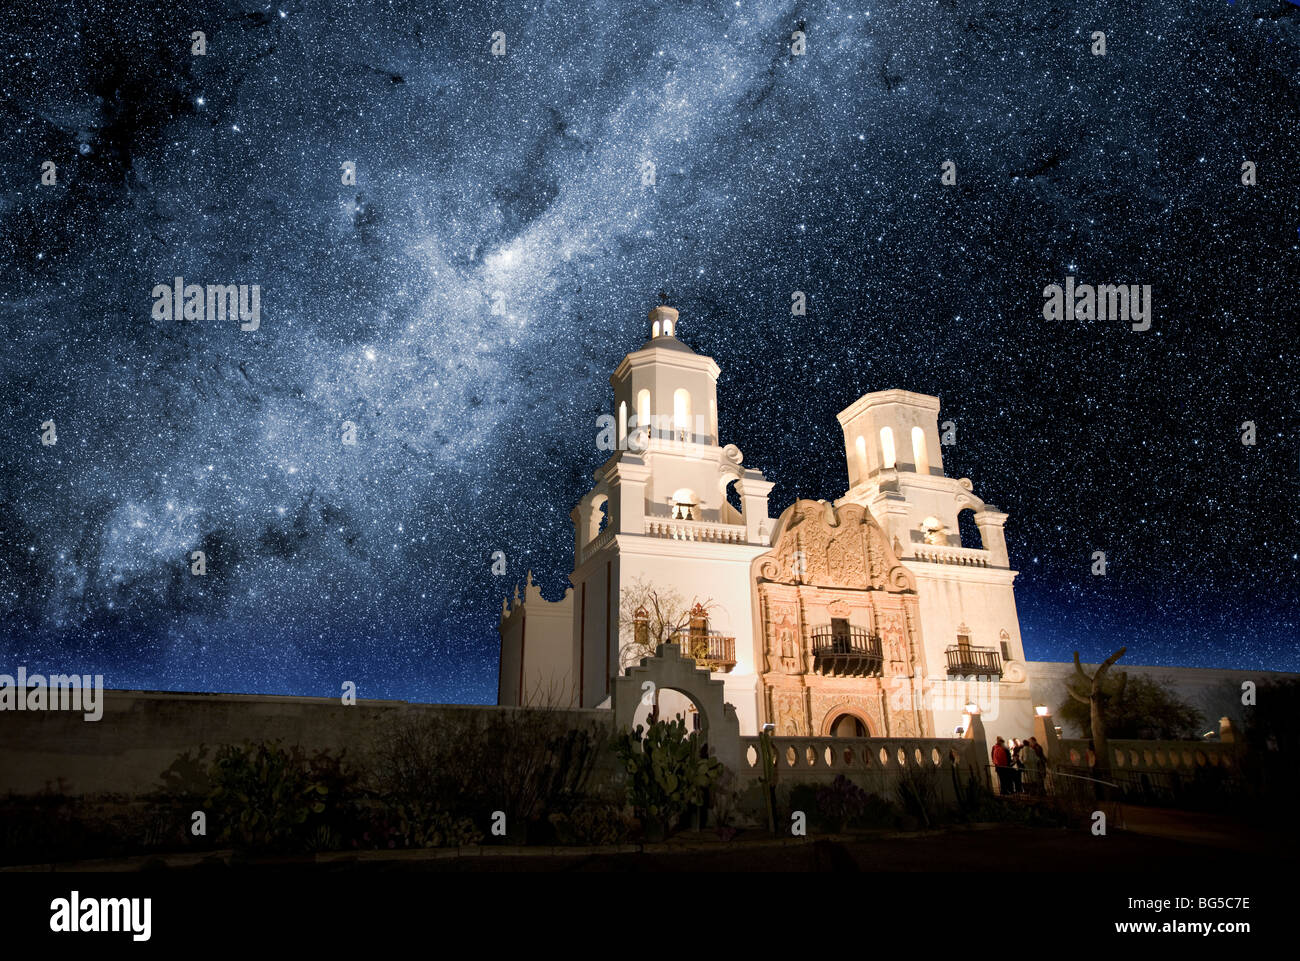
<box><xmin>836</xmin><ymin>389</ymin><xmax>1034</xmax><ymax>747</ymax></box>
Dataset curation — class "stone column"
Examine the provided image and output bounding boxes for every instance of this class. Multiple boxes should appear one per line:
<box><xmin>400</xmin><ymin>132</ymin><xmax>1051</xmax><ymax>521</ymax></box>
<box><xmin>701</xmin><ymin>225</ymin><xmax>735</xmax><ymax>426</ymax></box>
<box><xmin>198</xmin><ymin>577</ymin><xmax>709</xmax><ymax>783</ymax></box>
<box><xmin>1033</xmin><ymin>708</ymin><xmax>1062</xmax><ymax>763</ymax></box>
<box><xmin>876</xmin><ymin>491</ymin><xmax>912</xmax><ymax>558</ymax></box>
<box><xmin>963</xmin><ymin>708</ymin><xmax>991</xmax><ymax>789</ymax></box>
<box><xmin>604</xmin><ymin>457</ymin><xmax>650</xmax><ymax>535</ymax></box>
<box><xmin>740</xmin><ymin>472</ymin><xmax>774</xmax><ymax>545</ymax></box>
<box><xmin>973</xmin><ymin>508</ymin><xmax>1010</xmax><ymax>566</ymax></box>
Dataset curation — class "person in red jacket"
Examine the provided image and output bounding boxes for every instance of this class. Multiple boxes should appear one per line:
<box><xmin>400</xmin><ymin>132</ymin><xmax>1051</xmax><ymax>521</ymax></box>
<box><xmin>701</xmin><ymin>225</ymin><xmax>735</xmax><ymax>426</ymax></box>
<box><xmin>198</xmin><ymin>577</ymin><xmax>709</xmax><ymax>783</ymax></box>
<box><xmin>991</xmin><ymin>736</ymin><xmax>1013</xmax><ymax>795</ymax></box>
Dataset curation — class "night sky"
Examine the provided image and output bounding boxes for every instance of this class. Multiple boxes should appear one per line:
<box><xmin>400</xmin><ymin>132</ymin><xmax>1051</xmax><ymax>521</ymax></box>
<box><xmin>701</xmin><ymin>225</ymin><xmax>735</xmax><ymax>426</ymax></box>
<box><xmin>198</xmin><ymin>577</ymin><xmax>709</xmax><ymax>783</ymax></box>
<box><xmin>1</xmin><ymin>1</ymin><xmax>1297</xmax><ymax>704</ymax></box>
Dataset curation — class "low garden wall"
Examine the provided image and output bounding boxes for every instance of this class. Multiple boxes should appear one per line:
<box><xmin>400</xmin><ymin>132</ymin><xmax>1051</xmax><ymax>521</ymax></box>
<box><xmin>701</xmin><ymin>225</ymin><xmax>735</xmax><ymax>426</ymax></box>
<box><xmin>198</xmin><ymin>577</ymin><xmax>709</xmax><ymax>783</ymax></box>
<box><xmin>0</xmin><ymin>689</ymin><xmax>614</xmax><ymax>798</ymax></box>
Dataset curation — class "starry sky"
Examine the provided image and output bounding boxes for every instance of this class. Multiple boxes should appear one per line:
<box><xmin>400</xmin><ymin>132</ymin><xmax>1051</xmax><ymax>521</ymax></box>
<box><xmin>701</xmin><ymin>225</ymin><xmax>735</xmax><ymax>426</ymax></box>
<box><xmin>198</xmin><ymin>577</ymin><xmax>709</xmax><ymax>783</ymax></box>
<box><xmin>1</xmin><ymin>1</ymin><xmax>1297</xmax><ymax>704</ymax></box>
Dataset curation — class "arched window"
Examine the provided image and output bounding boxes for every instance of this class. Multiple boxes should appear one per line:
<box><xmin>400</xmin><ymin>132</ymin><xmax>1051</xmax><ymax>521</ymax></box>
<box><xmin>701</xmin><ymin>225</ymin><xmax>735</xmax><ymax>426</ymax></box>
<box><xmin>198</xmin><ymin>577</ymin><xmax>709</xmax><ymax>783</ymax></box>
<box><xmin>636</xmin><ymin>389</ymin><xmax>651</xmax><ymax>440</ymax></box>
<box><xmin>652</xmin><ymin>321</ymin><xmax>660</xmax><ymax>337</ymax></box>
<box><xmin>912</xmin><ymin>426</ymin><xmax>929</xmax><ymax>475</ymax></box>
<box><xmin>618</xmin><ymin>401</ymin><xmax>628</xmax><ymax>449</ymax></box>
<box><xmin>879</xmin><ymin>426</ymin><xmax>896</xmax><ymax>469</ymax></box>
<box><xmin>721</xmin><ymin>476</ymin><xmax>743</xmax><ymax>522</ymax></box>
<box><xmin>671</xmin><ymin>488</ymin><xmax>699</xmax><ymax>521</ymax></box>
<box><xmin>957</xmin><ymin>507</ymin><xmax>982</xmax><ymax>550</ymax></box>
<box><xmin>673</xmin><ymin>389</ymin><xmax>692</xmax><ymax>440</ymax></box>
<box><xmin>663</xmin><ymin>318</ymin><xmax>673</xmax><ymax>337</ymax></box>
<box><xmin>587</xmin><ymin>494</ymin><xmax>609</xmax><ymax>542</ymax></box>
<box><xmin>855</xmin><ymin>436</ymin><xmax>867</xmax><ymax>479</ymax></box>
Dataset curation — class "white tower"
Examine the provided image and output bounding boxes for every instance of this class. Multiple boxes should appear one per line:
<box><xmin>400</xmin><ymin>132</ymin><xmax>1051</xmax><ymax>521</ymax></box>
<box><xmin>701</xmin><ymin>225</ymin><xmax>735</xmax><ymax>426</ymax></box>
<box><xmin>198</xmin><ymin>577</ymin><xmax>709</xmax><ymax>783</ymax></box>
<box><xmin>836</xmin><ymin>389</ymin><xmax>1034</xmax><ymax>745</ymax></box>
<box><xmin>564</xmin><ymin>305</ymin><xmax>774</xmax><ymax>724</ymax></box>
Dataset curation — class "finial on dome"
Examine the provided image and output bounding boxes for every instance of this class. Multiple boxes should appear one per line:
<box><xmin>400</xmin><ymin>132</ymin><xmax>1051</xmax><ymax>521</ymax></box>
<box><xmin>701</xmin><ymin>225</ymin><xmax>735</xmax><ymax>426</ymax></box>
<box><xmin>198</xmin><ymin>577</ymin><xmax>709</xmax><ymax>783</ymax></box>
<box><xmin>648</xmin><ymin>303</ymin><xmax>679</xmax><ymax>339</ymax></box>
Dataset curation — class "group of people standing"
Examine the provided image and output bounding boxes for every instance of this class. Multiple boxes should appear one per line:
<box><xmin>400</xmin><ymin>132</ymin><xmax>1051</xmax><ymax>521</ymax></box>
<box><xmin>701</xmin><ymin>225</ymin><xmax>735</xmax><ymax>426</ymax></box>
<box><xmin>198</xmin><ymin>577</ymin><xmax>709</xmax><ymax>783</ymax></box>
<box><xmin>990</xmin><ymin>735</ymin><xmax>1046</xmax><ymax>795</ymax></box>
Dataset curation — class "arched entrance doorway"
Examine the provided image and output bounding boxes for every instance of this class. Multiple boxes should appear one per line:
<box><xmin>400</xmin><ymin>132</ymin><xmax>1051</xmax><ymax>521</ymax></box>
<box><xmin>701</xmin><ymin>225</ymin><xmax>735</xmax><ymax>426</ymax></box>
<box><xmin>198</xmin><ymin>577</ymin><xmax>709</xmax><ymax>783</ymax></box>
<box><xmin>820</xmin><ymin>707</ymin><xmax>874</xmax><ymax>737</ymax></box>
<box><xmin>830</xmin><ymin>714</ymin><xmax>868</xmax><ymax>738</ymax></box>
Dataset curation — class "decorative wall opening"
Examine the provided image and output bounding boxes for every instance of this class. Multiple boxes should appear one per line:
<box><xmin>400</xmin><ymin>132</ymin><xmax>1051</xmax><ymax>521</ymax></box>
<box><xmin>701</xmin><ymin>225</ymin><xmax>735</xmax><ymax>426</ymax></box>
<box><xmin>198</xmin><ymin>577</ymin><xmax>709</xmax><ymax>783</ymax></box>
<box><xmin>957</xmin><ymin>507</ymin><xmax>982</xmax><ymax>550</ymax></box>
<box><xmin>879</xmin><ymin>426</ymin><xmax>896</xmax><ymax>469</ymax></box>
<box><xmin>722</xmin><ymin>476</ymin><xmax>743</xmax><ymax>522</ymax></box>
<box><xmin>583</xmin><ymin>493</ymin><xmax>609</xmax><ymax>544</ymax></box>
<box><xmin>672</xmin><ymin>388</ymin><xmax>692</xmax><ymax>440</ymax></box>
<box><xmin>830</xmin><ymin>713</ymin><xmax>868</xmax><ymax>738</ymax></box>
<box><xmin>636</xmin><ymin>389</ymin><xmax>651</xmax><ymax>439</ymax></box>
<box><xmin>911</xmin><ymin>426</ymin><xmax>929</xmax><ymax>474</ymax></box>
<box><xmin>670</xmin><ymin>488</ymin><xmax>700</xmax><ymax>520</ymax></box>
<box><xmin>632</xmin><ymin>686</ymin><xmax>704</xmax><ymax>734</ymax></box>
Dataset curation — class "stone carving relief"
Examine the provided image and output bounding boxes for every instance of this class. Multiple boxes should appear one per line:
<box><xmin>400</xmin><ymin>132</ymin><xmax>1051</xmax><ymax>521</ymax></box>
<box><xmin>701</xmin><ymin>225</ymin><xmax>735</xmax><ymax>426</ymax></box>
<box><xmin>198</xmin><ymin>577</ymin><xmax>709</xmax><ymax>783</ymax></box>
<box><xmin>879</xmin><ymin>611</ymin><xmax>910</xmax><ymax>675</ymax></box>
<box><xmin>755</xmin><ymin>500</ymin><xmax>915</xmax><ymax>594</ymax></box>
<box><xmin>774</xmin><ymin>692</ymin><xmax>806</xmax><ymax>736</ymax></box>
<box><xmin>767</xmin><ymin>612</ymin><xmax>802</xmax><ymax>675</ymax></box>
<box><xmin>892</xmin><ymin>709</ymin><xmax>918</xmax><ymax>737</ymax></box>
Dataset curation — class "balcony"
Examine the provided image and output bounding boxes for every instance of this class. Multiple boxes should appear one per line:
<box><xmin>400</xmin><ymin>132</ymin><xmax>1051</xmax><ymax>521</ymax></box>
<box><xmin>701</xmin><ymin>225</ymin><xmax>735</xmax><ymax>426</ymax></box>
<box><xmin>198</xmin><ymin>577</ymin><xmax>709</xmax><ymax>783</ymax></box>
<box><xmin>809</xmin><ymin>626</ymin><xmax>883</xmax><ymax>677</ymax></box>
<box><xmin>672</xmin><ymin>630</ymin><xmax>737</xmax><ymax>673</ymax></box>
<box><xmin>945</xmin><ymin>645</ymin><xmax>1003</xmax><ymax>677</ymax></box>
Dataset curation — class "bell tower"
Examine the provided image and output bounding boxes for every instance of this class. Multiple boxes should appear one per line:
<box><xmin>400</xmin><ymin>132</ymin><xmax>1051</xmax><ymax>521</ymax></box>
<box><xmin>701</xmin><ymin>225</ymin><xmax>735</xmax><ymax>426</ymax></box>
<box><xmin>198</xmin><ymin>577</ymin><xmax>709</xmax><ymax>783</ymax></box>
<box><xmin>836</xmin><ymin>388</ymin><xmax>1031</xmax><ymax>745</ymax></box>
<box><xmin>563</xmin><ymin>302</ymin><xmax>774</xmax><ymax>721</ymax></box>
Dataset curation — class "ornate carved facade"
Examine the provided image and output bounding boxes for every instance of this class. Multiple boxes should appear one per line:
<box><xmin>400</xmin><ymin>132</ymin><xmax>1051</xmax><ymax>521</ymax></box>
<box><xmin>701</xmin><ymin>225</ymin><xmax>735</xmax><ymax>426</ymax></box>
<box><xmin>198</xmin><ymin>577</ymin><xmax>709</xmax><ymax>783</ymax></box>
<box><xmin>751</xmin><ymin>499</ymin><xmax>928</xmax><ymax>738</ymax></box>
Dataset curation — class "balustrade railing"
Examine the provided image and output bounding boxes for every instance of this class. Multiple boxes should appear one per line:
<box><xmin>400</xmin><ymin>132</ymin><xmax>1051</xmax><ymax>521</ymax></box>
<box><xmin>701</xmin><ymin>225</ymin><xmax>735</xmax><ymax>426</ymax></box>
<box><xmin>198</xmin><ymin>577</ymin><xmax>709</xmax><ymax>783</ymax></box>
<box><xmin>737</xmin><ymin>735</ymin><xmax>978</xmax><ymax>779</ymax></box>
<box><xmin>945</xmin><ymin>645</ymin><xmax>1003</xmax><ymax>677</ymax></box>
<box><xmin>671</xmin><ymin>630</ymin><xmax>736</xmax><ymax>673</ymax></box>
<box><xmin>911</xmin><ymin>544</ymin><xmax>992</xmax><ymax>567</ymax></box>
<box><xmin>643</xmin><ymin>518</ymin><xmax>747</xmax><ymax>544</ymax></box>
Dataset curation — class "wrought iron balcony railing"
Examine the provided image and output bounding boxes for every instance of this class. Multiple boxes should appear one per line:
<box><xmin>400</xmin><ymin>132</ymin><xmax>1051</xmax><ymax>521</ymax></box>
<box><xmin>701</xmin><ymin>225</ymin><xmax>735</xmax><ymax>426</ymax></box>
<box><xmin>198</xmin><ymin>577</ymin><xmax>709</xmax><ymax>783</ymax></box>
<box><xmin>945</xmin><ymin>645</ymin><xmax>1003</xmax><ymax>677</ymax></box>
<box><xmin>809</xmin><ymin>626</ymin><xmax>883</xmax><ymax>677</ymax></box>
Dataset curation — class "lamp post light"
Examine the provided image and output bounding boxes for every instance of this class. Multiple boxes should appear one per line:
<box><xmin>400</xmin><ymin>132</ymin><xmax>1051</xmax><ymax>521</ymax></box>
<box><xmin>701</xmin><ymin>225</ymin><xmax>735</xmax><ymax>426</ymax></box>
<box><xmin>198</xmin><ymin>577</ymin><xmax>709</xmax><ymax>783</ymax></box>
<box><xmin>1032</xmin><ymin>704</ymin><xmax>1060</xmax><ymax>764</ymax></box>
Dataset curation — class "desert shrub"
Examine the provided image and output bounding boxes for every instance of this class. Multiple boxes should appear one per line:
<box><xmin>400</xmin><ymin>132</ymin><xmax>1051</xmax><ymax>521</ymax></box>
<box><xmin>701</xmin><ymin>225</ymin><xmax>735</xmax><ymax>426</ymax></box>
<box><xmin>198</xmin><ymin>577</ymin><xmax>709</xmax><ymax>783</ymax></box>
<box><xmin>0</xmin><ymin>790</ymin><xmax>93</xmax><ymax>866</ymax></box>
<box><xmin>613</xmin><ymin>718</ymin><xmax>723</xmax><ymax>833</ymax></box>
<box><xmin>202</xmin><ymin>741</ymin><xmax>356</xmax><ymax>852</ymax></box>
<box><xmin>371</xmin><ymin>708</ymin><xmax>609</xmax><ymax>841</ymax></box>
<box><xmin>548</xmin><ymin>798</ymin><xmax>633</xmax><ymax>845</ymax></box>
<box><xmin>351</xmin><ymin>799</ymin><xmax>481</xmax><ymax>849</ymax></box>
<box><xmin>156</xmin><ymin>746</ymin><xmax>213</xmax><ymax>802</ymax></box>
<box><xmin>787</xmin><ymin>778</ymin><xmax>898</xmax><ymax>833</ymax></box>
<box><xmin>896</xmin><ymin>762</ymin><xmax>943</xmax><ymax>828</ymax></box>
<box><xmin>950</xmin><ymin>762</ymin><xmax>993</xmax><ymax>820</ymax></box>
<box><xmin>817</xmin><ymin>775</ymin><xmax>871</xmax><ymax>830</ymax></box>
<box><xmin>709</xmin><ymin>767</ymin><xmax>745</xmax><ymax>837</ymax></box>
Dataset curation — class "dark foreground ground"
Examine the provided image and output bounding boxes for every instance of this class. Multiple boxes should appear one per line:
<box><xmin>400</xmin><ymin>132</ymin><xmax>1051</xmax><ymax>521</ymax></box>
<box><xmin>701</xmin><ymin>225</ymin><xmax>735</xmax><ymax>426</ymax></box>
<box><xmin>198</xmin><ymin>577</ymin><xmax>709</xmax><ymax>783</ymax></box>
<box><xmin>333</xmin><ymin>823</ymin><xmax>1284</xmax><ymax>872</ymax></box>
<box><xmin>9</xmin><ymin>807</ymin><xmax>1289</xmax><ymax>872</ymax></box>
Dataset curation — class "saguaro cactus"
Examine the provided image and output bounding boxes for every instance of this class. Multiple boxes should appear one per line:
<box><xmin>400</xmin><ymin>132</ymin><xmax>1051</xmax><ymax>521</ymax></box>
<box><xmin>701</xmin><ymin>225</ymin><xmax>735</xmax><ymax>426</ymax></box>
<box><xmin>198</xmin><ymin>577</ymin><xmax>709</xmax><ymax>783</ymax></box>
<box><xmin>1067</xmin><ymin>647</ymin><xmax>1127</xmax><ymax>788</ymax></box>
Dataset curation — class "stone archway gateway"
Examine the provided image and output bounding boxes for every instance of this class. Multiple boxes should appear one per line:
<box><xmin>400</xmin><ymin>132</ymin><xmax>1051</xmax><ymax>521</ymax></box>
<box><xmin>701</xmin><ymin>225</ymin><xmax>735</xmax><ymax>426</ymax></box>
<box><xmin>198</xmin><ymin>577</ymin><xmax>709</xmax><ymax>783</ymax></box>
<box><xmin>612</xmin><ymin>642</ymin><xmax>742</xmax><ymax>774</ymax></box>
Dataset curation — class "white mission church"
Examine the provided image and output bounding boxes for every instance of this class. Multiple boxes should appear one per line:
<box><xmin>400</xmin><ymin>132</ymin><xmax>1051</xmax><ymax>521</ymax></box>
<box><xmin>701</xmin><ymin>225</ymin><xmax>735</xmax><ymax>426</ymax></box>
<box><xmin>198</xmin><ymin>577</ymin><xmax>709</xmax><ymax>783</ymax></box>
<box><xmin>498</xmin><ymin>303</ymin><xmax>1048</xmax><ymax>746</ymax></box>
